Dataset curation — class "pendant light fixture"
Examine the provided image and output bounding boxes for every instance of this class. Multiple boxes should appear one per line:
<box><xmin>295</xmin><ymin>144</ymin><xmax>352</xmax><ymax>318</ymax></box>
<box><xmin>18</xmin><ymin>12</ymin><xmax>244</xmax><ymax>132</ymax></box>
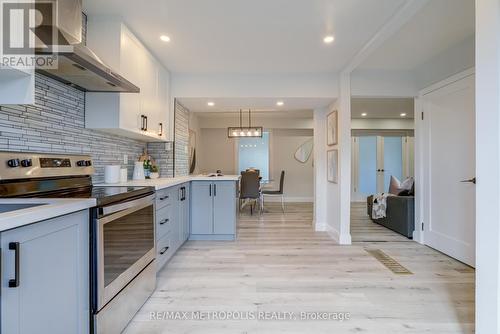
<box><xmin>227</xmin><ymin>109</ymin><xmax>263</xmax><ymax>138</ymax></box>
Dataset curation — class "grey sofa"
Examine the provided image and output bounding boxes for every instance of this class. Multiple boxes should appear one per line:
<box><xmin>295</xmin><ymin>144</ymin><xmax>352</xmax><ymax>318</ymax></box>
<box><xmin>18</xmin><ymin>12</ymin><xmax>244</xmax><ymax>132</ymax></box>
<box><xmin>367</xmin><ymin>195</ymin><xmax>415</xmax><ymax>238</ymax></box>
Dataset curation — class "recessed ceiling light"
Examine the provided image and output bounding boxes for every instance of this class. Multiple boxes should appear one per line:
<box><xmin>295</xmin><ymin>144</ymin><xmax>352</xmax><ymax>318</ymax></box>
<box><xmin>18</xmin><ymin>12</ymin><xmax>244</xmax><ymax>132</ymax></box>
<box><xmin>361</xmin><ymin>113</ymin><xmax>367</xmax><ymax>117</ymax></box>
<box><xmin>276</xmin><ymin>101</ymin><xmax>284</xmax><ymax>106</ymax></box>
<box><xmin>160</xmin><ymin>35</ymin><xmax>171</xmax><ymax>42</ymax></box>
<box><xmin>323</xmin><ymin>35</ymin><xmax>335</xmax><ymax>44</ymax></box>
<box><xmin>400</xmin><ymin>113</ymin><xmax>407</xmax><ymax>117</ymax></box>
<box><xmin>207</xmin><ymin>102</ymin><xmax>215</xmax><ymax>107</ymax></box>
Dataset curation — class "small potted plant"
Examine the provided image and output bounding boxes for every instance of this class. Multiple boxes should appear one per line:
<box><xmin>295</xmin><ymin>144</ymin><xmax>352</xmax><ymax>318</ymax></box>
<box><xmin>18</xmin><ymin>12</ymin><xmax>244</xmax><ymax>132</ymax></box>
<box><xmin>150</xmin><ymin>165</ymin><xmax>160</xmax><ymax>179</ymax></box>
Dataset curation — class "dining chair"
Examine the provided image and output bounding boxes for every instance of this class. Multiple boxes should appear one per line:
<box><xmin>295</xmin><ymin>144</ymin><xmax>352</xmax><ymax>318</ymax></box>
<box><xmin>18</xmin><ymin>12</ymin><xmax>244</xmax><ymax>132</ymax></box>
<box><xmin>262</xmin><ymin>170</ymin><xmax>285</xmax><ymax>213</ymax></box>
<box><xmin>239</xmin><ymin>170</ymin><xmax>262</xmax><ymax>215</ymax></box>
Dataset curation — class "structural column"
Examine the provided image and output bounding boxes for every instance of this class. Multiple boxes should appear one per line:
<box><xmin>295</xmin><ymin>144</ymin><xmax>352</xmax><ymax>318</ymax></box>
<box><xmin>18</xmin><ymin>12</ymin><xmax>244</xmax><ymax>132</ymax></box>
<box><xmin>476</xmin><ymin>0</ymin><xmax>500</xmax><ymax>332</ymax></box>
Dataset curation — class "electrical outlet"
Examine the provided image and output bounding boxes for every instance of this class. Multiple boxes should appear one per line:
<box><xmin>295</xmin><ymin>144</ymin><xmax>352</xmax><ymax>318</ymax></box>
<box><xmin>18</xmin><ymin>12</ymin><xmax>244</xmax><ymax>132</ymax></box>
<box><xmin>123</xmin><ymin>154</ymin><xmax>128</xmax><ymax>164</ymax></box>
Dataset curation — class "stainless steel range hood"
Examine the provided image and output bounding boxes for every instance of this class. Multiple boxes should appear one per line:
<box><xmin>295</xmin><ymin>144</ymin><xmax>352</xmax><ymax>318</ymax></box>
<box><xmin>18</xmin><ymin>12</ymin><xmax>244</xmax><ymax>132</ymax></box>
<box><xmin>36</xmin><ymin>45</ymin><xmax>140</xmax><ymax>93</ymax></box>
<box><xmin>34</xmin><ymin>0</ymin><xmax>139</xmax><ymax>93</ymax></box>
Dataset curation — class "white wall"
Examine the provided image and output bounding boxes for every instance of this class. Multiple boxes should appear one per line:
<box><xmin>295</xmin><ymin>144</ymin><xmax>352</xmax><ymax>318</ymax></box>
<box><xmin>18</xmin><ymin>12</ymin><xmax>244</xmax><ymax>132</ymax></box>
<box><xmin>351</xmin><ymin>69</ymin><xmax>417</xmax><ymax>97</ymax></box>
<box><xmin>351</xmin><ymin>118</ymin><xmax>414</xmax><ymax>130</ymax></box>
<box><xmin>476</xmin><ymin>0</ymin><xmax>500</xmax><ymax>332</ymax></box>
<box><xmin>269</xmin><ymin>129</ymin><xmax>314</xmax><ymax>202</ymax></box>
<box><xmin>197</xmin><ymin>126</ymin><xmax>314</xmax><ymax>201</ymax></box>
<box><xmin>415</xmin><ymin>35</ymin><xmax>475</xmax><ymax>89</ymax></box>
<box><xmin>313</xmin><ymin>95</ymin><xmax>351</xmax><ymax>244</ymax></box>
<box><xmin>198</xmin><ymin>128</ymin><xmax>237</xmax><ymax>174</ymax></box>
<box><xmin>198</xmin><ymin>115</ymin><xmax>313</xmax><ymax>129</ymax></box>
<box><xmin>171</xmin><ymin>73</ymin><xmax>339</xmax><ymax>99</ymax></box>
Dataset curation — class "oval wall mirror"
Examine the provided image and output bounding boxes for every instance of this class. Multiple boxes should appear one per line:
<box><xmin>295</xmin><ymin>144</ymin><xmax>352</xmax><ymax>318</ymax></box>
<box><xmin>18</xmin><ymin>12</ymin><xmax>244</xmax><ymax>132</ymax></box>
<box><xmin>294</xmin><ymin>138</ymin><xmax>313</xmax><ymax>163</ymax></box>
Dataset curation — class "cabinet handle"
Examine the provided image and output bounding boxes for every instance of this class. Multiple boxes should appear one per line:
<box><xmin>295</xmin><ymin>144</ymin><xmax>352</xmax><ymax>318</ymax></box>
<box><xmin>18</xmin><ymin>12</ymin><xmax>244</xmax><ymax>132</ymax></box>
<box><xmin>8</xmin><ymin>242</ymin><xmax>20</xmax><ymax>288</ymax></box>
<box><xmin>158</xmin><ymin>123</ymin><xmax>163</xmax><ymax>137</ymax></box>
<box><xmin>144</xmin><ymin>116</ymin><xmax>148</xmax><ymax>131</ymax></box>
<box><xmin>160</xmin><ymin>246</ymin><xmax>169</xmax><ymax>255</ymax></box>
<box><xmin>159</xmin><ymin>218</ymin><xmax>169</xmax><ymax>225</ymax></box>
<box><xmin>209</xmin><ymin>184</ymin><xmax>212</xmax><ymax>197</ymax></box>
<box><xmin>140</xmin><ymin>115</ymin><xmax>145</xmax><ymax>131</ymax></box>
<box><xmin>213</xmin><ymin>184</ymin><xmax>216</xmax><ymax>197</ymax></box>
<box><xmin>159</xmin><ymin>195</ymin><xmax>169</xmax><ymax>201</ymax></box>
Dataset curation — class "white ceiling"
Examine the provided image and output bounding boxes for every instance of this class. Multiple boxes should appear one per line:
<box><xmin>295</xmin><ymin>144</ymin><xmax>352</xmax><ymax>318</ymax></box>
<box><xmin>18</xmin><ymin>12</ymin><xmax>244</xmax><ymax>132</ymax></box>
<box><xmin>351</xmin><ymin>98</ymin><xmax>414</xmax><ymax>119</ymax></box>
<box><xmin>178</xmin><ymin>97</ymin><xmax>334</xmax><ymax>113</ymax></box>
<box><xmin>83</xmin><ymin>0</ymin><xmax>407</xmax><ymax>74</ymax></box>
<box><xmin>358</xmin><ymin>0</ymin><xmax>475</xmax><ymax>71</ymax></box>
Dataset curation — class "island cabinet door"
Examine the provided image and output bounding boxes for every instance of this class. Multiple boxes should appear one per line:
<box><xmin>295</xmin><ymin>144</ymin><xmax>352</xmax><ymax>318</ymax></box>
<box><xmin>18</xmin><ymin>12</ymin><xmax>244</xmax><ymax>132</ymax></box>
<box><xmin>1</xmin><ymin>210</ymin><xmax>89</xmax><ymax>334</ymax></box>
<box><xmin>190</xmin><ymin>181</ymin><xmax>214</xmax><ymax>234</ymax></box>
<box><xmin>213</xmin><ymin>182</ymin><xmax>237</xmax><ymax>235</ymax></box>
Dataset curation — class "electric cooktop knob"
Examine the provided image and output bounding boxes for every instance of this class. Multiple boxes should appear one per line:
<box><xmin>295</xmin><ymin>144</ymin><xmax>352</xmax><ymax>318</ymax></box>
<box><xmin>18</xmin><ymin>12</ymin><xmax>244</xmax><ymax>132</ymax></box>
<box><xmin>20</xmin><ymin>159</ymin><xmax>32</xmax><ymax>167</ymax></box>
<box><xmin>76</xmin><ymin>160</ymin><xmax>86</xmax><ymax>167</ymax></box>
<box><xmin>85</xmin><ymin>160</ymin><xmax>92</xmax><ymax>166</ymax></box>
<box><xmin>7</xmin><ymin>159</ymin><xmax>20</xmax><ymax>168</ymax></box>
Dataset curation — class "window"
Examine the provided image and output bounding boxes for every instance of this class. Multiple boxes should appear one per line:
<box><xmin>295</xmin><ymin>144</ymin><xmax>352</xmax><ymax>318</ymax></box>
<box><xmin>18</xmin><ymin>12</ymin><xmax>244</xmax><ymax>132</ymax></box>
<box><xmin>238</xmin><ymin>132</ymin><xmax>270</xmax><ymax>180</ymax></box>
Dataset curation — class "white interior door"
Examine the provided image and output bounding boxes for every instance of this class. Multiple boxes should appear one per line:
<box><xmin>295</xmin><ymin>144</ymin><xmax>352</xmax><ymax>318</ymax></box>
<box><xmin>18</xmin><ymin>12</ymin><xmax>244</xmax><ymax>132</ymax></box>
<box><xmin>422</xmin><ymin>74</ymin><xmax>475</xmax><ymax>267</ymax></box>
<box><xmin>352</xmin><ymin>135</ymin><xmax>407</xmax><ymax>201</ymax></box>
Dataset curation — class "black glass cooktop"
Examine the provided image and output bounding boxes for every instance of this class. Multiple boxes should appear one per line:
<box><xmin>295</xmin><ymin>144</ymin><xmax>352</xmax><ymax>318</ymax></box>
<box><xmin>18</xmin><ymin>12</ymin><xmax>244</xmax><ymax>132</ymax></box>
<box><xmin>57</xmin><ymin>186</ymin><xmax>155</xmax><ymax>206</ymax></box>
<box><xmin>0</xmin><ymin>175</ymin><xmax>154</xmax><ymax>206</ymax></box>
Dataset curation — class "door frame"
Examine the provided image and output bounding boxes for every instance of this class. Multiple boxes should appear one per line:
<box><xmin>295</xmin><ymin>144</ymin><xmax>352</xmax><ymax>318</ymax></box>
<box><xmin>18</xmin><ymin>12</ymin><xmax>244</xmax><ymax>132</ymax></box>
<box><xmin>351</xmin><ymin>133</ymin><xmax>413</xmax><ymax>202</ymax></box>
<box><xmin>414</xmin><ymin>67</ymin><xmax>475</xmax><ymax>244</ymax></box>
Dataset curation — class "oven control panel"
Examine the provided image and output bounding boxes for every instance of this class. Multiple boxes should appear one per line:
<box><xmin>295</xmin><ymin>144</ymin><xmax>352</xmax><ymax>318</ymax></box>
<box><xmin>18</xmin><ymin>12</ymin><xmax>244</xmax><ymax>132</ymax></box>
<box><xmin>40</xmin><ymin>158</ymin><xmax>72</xmax><ymax>168</ymax></box>
<box><xmin>0</xmin><ymin>152</ymin><xmax>95</xmax><ymax>180</ymax></box>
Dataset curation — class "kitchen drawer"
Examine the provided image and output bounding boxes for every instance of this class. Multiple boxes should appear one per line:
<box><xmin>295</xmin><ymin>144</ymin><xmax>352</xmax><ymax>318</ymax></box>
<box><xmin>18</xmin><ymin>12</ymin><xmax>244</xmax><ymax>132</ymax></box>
<box><xmin>156</xmin><ymin>232</ymin><xmax>174</xmax><ymax>272</ymax></box>
<box><xmin>156</xmin><ymin>187</ymin><xmax>173</xmax><ymax>209</ymax></box>
<box><xmin>156</xmin><ymin>204</ymin><xmax>172</xmax><ymax>240</ymax></box>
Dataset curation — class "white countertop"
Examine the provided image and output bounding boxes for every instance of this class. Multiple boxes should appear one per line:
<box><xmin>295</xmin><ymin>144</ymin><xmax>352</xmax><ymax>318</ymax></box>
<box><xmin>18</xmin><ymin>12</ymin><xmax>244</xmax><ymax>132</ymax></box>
<box><xmin>95</xmin><ymin>175</ymin><xmax>240</xmax><ymax>190</ymax></box>
<box><xmin>0</xmin><ymin>198</ymin><xmax>96</xmax><ymax>232</ymax></box>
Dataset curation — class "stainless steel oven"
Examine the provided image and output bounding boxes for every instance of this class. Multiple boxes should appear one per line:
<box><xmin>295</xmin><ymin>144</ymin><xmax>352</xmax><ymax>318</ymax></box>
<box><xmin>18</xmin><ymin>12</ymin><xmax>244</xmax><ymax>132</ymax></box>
<box><xmin>91</xmin><ymin>193</ymin><xmax>156</xmax><ymax>334</ymax></box>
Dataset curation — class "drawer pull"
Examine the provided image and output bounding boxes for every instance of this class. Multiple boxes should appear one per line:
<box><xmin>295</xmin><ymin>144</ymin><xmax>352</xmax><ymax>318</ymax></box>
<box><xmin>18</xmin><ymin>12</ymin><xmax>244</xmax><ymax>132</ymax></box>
<box><xmin>159</xmin><ymin>195</ymin><xmax>169</xmax><ymax>201</ymax></box>
<box><xmin>160</xmin><ymin>246</ymin><xmax>169</xmax><ymax>255</ymax></box>
<box><xmin>159</xmin><ymin>218</ymin><xmax>169</xmax><ymax>225</ymax></box>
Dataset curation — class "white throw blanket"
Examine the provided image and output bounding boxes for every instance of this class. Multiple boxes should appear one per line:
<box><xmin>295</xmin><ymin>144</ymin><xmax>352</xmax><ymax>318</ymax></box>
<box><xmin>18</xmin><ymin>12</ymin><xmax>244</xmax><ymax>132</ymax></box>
<box><xmin>372</xmin><ymin>193</ymin><xmax>394</xmax><ymax>219</ymax></box>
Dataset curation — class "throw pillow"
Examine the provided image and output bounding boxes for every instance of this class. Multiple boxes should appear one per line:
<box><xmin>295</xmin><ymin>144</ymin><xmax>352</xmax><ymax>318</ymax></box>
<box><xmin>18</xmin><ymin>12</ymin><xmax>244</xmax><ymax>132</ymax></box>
<box><xmin>389</xmin><ymin>176</ymin><xmax>414</xmax><ymax>195</ymax></box>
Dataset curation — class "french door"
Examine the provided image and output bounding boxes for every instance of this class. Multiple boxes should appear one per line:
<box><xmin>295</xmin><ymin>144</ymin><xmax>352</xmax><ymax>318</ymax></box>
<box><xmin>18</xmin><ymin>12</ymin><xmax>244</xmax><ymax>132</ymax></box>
<box><xmin>352</xmin><ymin>135</ymin><xmax>413</xmax><ymax>201</ymax></box>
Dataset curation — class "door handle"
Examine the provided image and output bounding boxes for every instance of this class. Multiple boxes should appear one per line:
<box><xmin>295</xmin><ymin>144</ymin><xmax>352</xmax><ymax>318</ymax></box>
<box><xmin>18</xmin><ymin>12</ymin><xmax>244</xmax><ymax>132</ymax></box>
<box><xmin>460</xmin><ymin>177</ymin><xmax>476</xmax><ymax>184</ymax></box>
<box><xmin>8</xmin><ymin>242</ymin><xmax>20</xmax><ymax>288</ymax></box>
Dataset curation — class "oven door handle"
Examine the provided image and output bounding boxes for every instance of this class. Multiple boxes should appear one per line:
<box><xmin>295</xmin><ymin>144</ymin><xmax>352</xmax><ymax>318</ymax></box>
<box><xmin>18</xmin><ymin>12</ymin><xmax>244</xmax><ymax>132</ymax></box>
<box><xmin>98</xmin><ymin>195</ymin><xmax>155</xmax><ymax>224</ymax></box>
<box><xmin>99</xmin><ymin>194</ymin><xmax>155</xmax><ymax>218</ymax></box>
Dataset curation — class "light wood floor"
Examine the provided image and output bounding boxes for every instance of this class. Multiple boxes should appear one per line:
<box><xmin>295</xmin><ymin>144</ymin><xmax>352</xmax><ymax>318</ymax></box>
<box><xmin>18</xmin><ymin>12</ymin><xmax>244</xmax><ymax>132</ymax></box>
<box><xmin>124</xmin><ymin>202</ymin><xmax>475</xmax><ymax>334</ymax></box>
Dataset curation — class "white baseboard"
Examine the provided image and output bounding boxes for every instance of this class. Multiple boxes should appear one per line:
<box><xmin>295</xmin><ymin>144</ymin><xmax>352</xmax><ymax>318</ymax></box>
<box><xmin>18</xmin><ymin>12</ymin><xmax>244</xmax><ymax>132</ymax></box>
<box><xmin>263</xmin><ymin>196</ymin><xmax>313</xmax><ymax>203</ymax></box>
<box><xmin>322</xmin><ymin>224</ymin><xmax>352</xmax><ymax>245</ymax></box>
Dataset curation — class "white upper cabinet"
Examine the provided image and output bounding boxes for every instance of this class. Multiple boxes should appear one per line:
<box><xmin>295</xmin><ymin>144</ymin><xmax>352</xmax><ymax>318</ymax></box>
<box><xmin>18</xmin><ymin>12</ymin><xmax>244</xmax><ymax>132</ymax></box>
<box><xmin>85</xmin><ymin>18</ymin><xmax>170</xmax><ymax>142</ymax></box>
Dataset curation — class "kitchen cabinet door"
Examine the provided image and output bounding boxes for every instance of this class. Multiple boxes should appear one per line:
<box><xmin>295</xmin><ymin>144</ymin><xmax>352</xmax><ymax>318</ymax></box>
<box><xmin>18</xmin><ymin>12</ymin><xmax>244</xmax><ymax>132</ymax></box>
<box><xmin>118</xmin><ymin>27</ymin><xmax>142</xmax><ymax>133</ymax></box>
<box><xmin>190</xmin><ymin>182</ymin><xmax>213</xmax><ymax>235</ymax></box>
<box><xmin>213</xmin><ymin>182</ymin><xmax>237</xmax><ymax>235</ymax></box>
<box><xmin>1</xmin><ymin>210</ymin><xmax>89</xmax><ymax>334</ymax></box>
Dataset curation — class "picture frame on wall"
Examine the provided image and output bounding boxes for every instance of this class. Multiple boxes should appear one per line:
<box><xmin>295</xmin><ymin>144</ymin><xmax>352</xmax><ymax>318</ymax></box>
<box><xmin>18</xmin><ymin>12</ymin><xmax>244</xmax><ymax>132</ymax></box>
<box><xmin>327</xmin><ymin>110</ymin><xmax>338</xmax><ymax>146</ymax></box>
<box><xmin>327</xmin><ymin>149</ymin><xmax>338</xmax><ymax>183</ymax></box>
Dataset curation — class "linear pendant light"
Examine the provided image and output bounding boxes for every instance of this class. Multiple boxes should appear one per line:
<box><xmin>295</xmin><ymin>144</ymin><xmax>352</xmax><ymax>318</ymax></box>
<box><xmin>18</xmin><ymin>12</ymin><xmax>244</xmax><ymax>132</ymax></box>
<box><xmin>227</xmin><ymin>109</ymin><xmax>263</xmax><ymax>138</ymax></box>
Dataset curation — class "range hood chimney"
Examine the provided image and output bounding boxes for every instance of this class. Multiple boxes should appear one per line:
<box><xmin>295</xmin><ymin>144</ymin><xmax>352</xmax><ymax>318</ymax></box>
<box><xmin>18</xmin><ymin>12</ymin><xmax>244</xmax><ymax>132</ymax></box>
<box><xmin>34</xmin><ymin>0</ymin><xmax>139</xmax><ymax>93</ymax></box>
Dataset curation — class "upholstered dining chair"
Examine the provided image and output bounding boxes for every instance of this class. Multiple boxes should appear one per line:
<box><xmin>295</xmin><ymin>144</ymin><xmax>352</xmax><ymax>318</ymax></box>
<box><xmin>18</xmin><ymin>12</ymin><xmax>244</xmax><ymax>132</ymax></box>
<box><xmin>239</xmin><ymin>170</ymin><xmax>261</xmax><ymax>215</ymax></box>
<box><xmin>262</xmin><ymin>170</ymin><xmax>285</xmax><ymax>213</ymax></box>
